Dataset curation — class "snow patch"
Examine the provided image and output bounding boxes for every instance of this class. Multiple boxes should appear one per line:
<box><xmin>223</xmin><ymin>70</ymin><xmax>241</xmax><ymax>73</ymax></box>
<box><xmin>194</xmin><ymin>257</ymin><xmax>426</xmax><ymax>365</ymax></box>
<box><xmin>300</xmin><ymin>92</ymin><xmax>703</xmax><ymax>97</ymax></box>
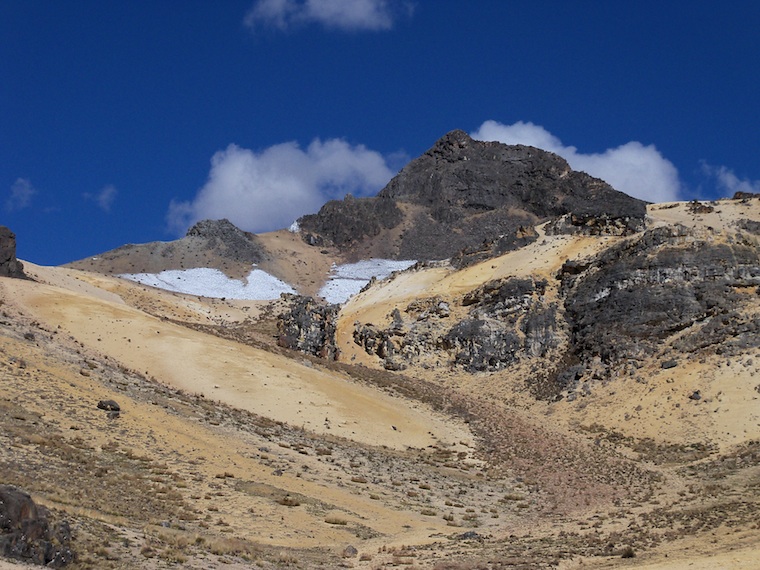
<box><xmin>319</xmin><ymin>259</ymin><xmax>417</xmax><ymax>304</ymax></box>
<box><xmin>288</xmin><ymin>220</ymin><xmax>300</xmax><ymax>233</ymax></box>
<box><xmin>119</xmin><ymin>266</ymin><xmax>296</xmax><ymax>300</ymax></box>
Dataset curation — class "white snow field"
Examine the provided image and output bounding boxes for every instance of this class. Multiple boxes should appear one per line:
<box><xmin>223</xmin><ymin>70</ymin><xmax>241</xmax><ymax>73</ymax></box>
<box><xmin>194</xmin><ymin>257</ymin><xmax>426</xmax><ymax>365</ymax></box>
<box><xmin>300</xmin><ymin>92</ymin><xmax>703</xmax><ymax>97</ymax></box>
<box><xmin>119</xmin><ymin>259</ymin><xmax>416</xmax><ymax>303</ymax></box>
<box><xmin>119</xmin><ymin>267</ymin><xmax>296</xmax><ymax>300</ymax></box>
<box><xmin>318</xmin><ymin>259</ymin><xmax>417</xmax><ymax>304</ymax></box>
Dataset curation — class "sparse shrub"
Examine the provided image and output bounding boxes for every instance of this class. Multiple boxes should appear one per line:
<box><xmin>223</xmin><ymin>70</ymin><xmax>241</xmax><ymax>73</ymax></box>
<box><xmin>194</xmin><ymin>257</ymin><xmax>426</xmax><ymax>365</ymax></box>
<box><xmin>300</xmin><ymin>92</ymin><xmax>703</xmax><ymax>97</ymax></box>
<box><xmin>621</xmin><ymin>546</ymin><xmax>635</xmax><ymax>558</ymax></box>
<box><xmin>502</xmin><ymin>493</ymin><xmax>523</xmax><ymax>502</ymax></box>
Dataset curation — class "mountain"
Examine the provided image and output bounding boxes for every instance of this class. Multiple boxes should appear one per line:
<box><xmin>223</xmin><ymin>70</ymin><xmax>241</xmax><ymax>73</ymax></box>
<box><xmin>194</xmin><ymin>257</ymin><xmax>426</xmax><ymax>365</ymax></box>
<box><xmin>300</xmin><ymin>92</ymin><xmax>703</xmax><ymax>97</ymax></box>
<box><xmin>298</xmin><ymin>130</ymin><xmax>647</xmax><ymax>262</ymax></box>
<box><xmin>2</xmin><ymin>132</ymin><xmax>760</xmax><ymax>568</ymax></box>
<box><xmin>70</xmin><ymin>130</ymin><xmax>648</xmax><ymax>290</ymax></box>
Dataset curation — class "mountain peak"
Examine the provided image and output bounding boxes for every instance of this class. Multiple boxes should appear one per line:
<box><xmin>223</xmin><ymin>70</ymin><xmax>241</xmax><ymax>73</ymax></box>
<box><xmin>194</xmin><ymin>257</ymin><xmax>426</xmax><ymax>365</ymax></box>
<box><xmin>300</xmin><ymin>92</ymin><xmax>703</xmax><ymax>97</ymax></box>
<box><xmin>186</xmin><ymin>218</ymin><xmax>248</xmax><ymax>240</ymax></box>
<box><xmin>298</xmin><ymin>130</ymin><xmax>647</xmax><ymax>261</ymax></box>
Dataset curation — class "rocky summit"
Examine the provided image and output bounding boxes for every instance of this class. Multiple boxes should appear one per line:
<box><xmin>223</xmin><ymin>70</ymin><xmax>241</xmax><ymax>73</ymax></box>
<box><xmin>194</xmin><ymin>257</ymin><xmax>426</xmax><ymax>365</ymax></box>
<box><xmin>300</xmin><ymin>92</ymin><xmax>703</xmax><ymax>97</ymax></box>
<box><xmin>2</xmin><ymin>133</ymin><xmax>760</xmax><ymax>569</ymax></box>
<box><xmin>298</xmin><ymin>130</ymin><xmax>647</xmax><ymax>262</ymax></box>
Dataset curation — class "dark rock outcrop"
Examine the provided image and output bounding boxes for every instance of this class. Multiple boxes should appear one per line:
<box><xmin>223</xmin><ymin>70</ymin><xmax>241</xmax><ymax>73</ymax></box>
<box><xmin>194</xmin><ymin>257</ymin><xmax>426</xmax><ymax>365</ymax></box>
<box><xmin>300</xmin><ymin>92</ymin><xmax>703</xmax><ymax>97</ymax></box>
<box><xmin>298</xmin><ymin>195</ymin><xmax>403</xmax><ymax>250</ymax></box>
<box><xmin>277</xmin><ymin>296</ymin><xmax>340</xmax><ymax>359</ymax></box>
<box><xmin>0</xmin><ymin>485</ymin><xmax>74</xmax><ymax>567</ymax></box>
<box><xmin>299</xmin><ymin>130</ymin><xmax>646</xmax><ymax>261</ymax></box>
<box><xmin>0</xmin><ymin>227</ymin><xmax>25</xmax><ymax>278</ymax></box>
<box><xmin>561</xmin><ymin>225</ymin><xmax>760</xmax><ymax>364</ymax></box>
<box><xmin>353</xmin><ymin>278</ymin><xmax>561</xmax><ymax>373</ymax></box>
<box><xmin>442</xmin><ymin>277</ymin><xmax>559</xmax><ymax>372</ymax></box>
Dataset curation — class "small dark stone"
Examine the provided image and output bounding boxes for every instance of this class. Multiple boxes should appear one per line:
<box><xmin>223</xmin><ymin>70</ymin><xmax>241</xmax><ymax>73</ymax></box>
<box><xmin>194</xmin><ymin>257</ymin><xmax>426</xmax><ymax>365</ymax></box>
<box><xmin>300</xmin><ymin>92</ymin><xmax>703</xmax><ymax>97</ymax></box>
<box><xmin>342</xmin><ymin>545</ymin><xmax>358</xmax><ymax>558</ymax></box>
<box><xmin>661</xmin><ymin>359</ymin><xmax>679</xmax><ymax>369</ymax></box>
<box><xmin>689</xmin><ymin>390</ymin><xmax>702</xmax><ymax>401</ymax></box>
<box><xmin>97</xmin><ymin>400</ymin><xmax>121</xmax><ymax>412</ymax></box>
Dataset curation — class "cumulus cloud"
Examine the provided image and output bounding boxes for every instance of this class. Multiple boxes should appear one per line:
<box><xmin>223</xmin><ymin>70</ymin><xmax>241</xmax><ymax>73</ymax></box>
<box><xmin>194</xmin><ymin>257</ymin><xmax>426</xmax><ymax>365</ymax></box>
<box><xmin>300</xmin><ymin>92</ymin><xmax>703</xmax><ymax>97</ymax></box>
<box><xmin>471</xmin><ymin>120</ymin><xmax>682</xmax><ymax>203</ymax></box>
<box><xmin>84</xmin><ymin>184</ymin><xmax>118</xmax><ymax>212</ymax></box>
<box><xmin>244</xmin><ymin>0</ymin><xmax>412</xmax><ymax>32</ymax></box>
<box><xmin>701</xmin><ymin>163</ymin><xmax>760</xmax><ymax>197</ymax></box>
<box><xmin>167</xmin><ymin>138</ymin><xmax>396</xmax><ymax>236</ymax></box>
<box><xmin>6</xmin><ymin>178</ymin><xmax>36</xmax><ymax>211</ymax></box>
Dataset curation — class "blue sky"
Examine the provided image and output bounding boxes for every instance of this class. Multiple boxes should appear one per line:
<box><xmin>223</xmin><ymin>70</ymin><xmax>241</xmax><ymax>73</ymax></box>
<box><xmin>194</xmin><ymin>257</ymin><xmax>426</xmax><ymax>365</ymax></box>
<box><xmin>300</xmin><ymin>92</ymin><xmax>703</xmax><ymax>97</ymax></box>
<box><xmin>2</xmin><ymin>1</ymin><xmax>759</xmax><ymax>265</ymax></box>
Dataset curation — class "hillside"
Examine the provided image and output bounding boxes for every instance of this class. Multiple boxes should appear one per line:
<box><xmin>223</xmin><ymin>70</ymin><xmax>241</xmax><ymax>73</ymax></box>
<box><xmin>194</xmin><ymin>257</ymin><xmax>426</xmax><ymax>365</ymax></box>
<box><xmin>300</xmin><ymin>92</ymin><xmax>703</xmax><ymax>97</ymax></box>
<box><xmin>2</xmin><ymin>136</ymin><xmax>760</xmax><ymax>567</ymax></box>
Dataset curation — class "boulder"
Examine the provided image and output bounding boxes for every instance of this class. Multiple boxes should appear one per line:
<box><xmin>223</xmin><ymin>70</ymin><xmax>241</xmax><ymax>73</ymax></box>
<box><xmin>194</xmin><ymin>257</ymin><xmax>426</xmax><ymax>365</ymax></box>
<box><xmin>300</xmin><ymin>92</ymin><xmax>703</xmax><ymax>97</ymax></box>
<box><xmin>0</xmin><ymin>485</ymin><xmax>74</xmax><ymax>567</ymax></box>
<box><xmin>97</xmin><ymin>400</ymin><xmax>121</xmax><ymax>412</ymax></box>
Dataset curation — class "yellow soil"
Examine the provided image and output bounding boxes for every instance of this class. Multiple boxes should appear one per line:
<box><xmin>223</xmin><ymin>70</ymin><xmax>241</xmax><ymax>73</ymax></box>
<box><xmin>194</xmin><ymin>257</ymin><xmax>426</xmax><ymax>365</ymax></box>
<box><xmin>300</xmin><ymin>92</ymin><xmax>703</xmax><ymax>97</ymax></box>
<box><xmin>4</xmin><ymin>272</ymin><xmax>473</xmax><ymax>453</ymax></box>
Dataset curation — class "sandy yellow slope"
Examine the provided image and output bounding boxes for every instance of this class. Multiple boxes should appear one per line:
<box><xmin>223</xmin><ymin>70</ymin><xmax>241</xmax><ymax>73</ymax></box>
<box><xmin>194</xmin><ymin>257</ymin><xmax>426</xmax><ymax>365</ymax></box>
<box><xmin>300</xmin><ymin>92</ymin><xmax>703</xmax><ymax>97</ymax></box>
<box><xmin>4</xmin><ymin>268</ymin><xmax>473</xmax><ymax>452</ymax></box>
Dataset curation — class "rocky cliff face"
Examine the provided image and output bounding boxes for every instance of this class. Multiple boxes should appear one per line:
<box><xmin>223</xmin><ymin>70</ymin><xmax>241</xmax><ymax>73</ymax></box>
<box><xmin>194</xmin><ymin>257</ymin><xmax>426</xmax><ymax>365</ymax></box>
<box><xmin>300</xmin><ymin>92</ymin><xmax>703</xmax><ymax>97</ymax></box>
<box><xmin>0</xmin><ymin>227</ymin><xmax>26</xmax><ymax>279</ymax></box>
<box><xmin>560</xmin><ymin>224</ymin><xmax>760</xmax><ymax>368</ymax></box>
<box><xmin>299</xmin><ymin>130</ymin><xmax>646</xmax><ymax>261</ymax></box>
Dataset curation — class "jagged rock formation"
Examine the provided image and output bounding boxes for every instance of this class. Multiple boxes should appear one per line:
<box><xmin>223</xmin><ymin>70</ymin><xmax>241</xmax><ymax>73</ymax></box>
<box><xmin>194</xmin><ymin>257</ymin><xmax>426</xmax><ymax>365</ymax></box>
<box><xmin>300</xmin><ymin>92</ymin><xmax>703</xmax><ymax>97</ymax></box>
<box><xmin>0</xmin><ymin>485</ymin><xmax>73</xmax><ymax>567</ymax></box>
<box><xmin>299</xmin><ymin>130</ymin><xmax>646</xmax><ymax>261</ymax></box>
<box><xmin>277</xmin><ymin>295</ymin><xmax>340</xmax><ymax>359</ymax></box>
<box><xmin>0</xmin><ymin>227</ymin><xmax>25</xmax><ymax>278</ymax></box>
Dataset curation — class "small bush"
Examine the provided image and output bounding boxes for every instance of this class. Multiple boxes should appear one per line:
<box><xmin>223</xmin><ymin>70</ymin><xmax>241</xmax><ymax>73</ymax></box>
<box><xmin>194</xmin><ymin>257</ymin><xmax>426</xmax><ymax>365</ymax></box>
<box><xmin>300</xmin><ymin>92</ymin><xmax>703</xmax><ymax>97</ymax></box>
<box><xmin>621</xmin><ymin>546</ymin><xmax>635</xmax><ymax>558</ymax></box>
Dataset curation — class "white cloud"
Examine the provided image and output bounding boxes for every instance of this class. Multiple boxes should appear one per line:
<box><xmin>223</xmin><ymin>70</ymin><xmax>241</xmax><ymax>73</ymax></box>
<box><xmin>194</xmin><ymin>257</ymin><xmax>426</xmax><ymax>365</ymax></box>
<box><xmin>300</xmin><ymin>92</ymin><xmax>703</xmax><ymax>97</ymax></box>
<box><xmin>84</xmin><ymin>184</ymin><xmax>118</xmax><ymax>212</ymax></box>
<box><xmin>6</xmin><ymin>178</ymin><xmax>36</xmax><ymax>211</ymax></box>
<box><xmin>702</xmin><ymin>163</ymin><xmax>760</xmax><ymax>197</ymax></box>
<box><xmin>244</xmin><ymin>0</ymin><xmax>412</xmax><ymax>32</ymax></box>
<box><xmin>471</xmin><ymin>120</ymin><xmax>682</xmax><ymax>203</ymax></box>
<box><xmin>167</xmin><ymin>138</ymin><xmax>395</xmax><ymax>236</ymax></box>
